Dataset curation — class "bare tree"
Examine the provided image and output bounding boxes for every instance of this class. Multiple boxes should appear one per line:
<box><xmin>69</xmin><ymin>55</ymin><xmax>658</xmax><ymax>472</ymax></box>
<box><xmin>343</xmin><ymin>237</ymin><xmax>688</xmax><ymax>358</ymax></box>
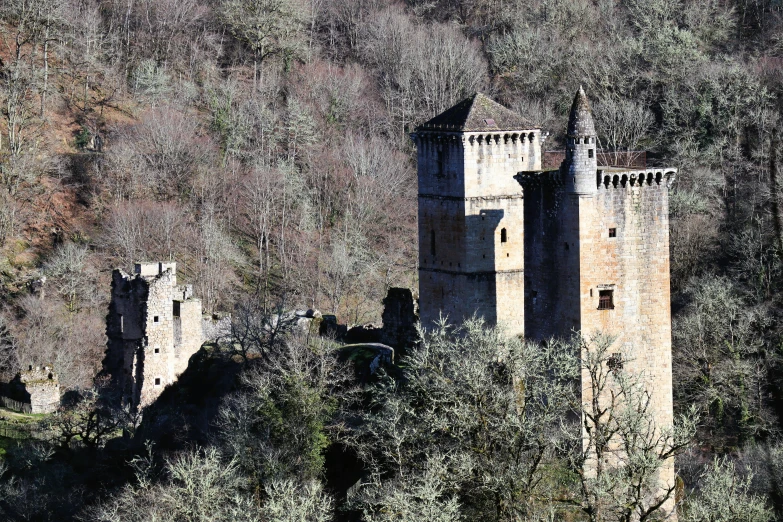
<box><xmin>219</xmin><ymin>0</ymin><xmax>312</xmax><ymax>89</ymax></box>
<box><xmin>574</xmin><ymin>332</ymin><xmax>697</xmax><ymax>522</ymax></box>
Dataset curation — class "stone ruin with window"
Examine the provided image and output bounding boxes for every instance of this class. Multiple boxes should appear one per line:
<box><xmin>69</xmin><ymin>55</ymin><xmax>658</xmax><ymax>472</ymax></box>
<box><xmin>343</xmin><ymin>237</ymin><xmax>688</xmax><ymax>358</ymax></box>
<box><xmin>102</xmin><ymin>262</ymin><xmax>203</xmax><ymax>409</ymax></box>
<box><xmin>3</xmin><ymin>365</ymin><xmax>61</xmax><ymax>414</ymax></box>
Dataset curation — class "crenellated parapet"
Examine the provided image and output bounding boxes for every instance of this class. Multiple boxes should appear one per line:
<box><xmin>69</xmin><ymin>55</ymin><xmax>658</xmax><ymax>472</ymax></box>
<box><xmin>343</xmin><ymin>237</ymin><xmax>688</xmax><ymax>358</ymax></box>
<box><xmin>515</xmin><ymin>170</ymin><xmax>565</xmax><ymax>189</ymax></box>
<box><xmin>597</xmin><ymin>168</ymin><xmax>677</xmax><ymax>190</ymax></box>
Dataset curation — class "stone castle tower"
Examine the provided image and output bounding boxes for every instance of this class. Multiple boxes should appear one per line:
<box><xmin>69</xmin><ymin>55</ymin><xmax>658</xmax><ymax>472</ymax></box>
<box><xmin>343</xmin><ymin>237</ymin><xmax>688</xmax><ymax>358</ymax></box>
<box><xmin>411</xmin><ymin>93</ymin><xmax>543</xmax><ymax>336</ymax></box>
<box><xmin>412</xmin><ymin>88</ymin><xmax>678</xmax><ymax>516</ymax></box>
<box><xmin>103</xmin><ymin>262</ymin><xmax>203</xmax><ymax>409</ymax></box>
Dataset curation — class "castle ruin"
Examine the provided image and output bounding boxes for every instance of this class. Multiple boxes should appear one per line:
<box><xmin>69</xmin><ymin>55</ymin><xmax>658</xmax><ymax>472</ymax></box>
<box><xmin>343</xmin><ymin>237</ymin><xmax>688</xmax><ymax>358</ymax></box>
<box><xmin>411</xmin><ymin>88</ymin><xmax>677</xmax><ymax>516</ymax></box>
<box><xmin>103</xmin><ymin>262</ymin><xmax>203</xmax><ymax>409</ymax></box>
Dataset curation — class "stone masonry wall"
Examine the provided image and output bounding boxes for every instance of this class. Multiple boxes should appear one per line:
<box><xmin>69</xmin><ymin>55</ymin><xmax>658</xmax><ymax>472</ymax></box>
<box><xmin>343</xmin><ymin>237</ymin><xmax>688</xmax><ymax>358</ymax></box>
<box><xmin>174</xmin><ymin>299</ymin><xmax>203</xmax><ymax>376</ymax></box>
<box><xmin>416</xmin><ymin>131</ymin><xmax>534</xmax><ymax>336</ymax></box>
<box><xmin>19</xmin><ymin>366</ymin><xmax>60</xmax><ymax>413</ymax></box>
<box><xmin>522</xmin><ymin>172</ymin><xmax>676</xmax><ymax>515</ymax></box>
<box><xmin>103</xmin><ymin>263</ymin><xmax>204</xmax><ymax>409</ymax></box>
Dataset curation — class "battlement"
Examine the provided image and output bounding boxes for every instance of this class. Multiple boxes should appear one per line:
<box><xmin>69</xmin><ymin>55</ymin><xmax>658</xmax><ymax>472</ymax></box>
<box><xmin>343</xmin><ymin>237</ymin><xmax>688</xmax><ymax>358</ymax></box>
<box><xmin>515</xmin><ymin>167</ymin><xmax>677</xmax><ymax>191</ymax></box>
<box><xmin>598</xmin><ymin>168</ymin><xmax>677</xmax><ymax>190</ymax></box>
<box><xmin>20</xmin><ymin>365</ymin><xmax>58</xmax><ymax>384</ymax></box>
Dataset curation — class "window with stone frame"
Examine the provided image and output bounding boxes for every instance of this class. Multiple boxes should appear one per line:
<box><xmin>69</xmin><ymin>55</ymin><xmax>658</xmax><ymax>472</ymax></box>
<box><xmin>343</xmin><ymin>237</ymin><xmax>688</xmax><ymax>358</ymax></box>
<box><xmin>598</xmin><ymin>290</ymin><xmax>614</xmax><ymax>310</ymax></box>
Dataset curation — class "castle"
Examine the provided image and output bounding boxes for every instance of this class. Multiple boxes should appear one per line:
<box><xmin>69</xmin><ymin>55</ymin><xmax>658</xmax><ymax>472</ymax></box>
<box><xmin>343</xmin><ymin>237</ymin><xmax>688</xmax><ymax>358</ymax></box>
<box><xmin>411</xmin><ymin>88</ymin><xmax>677</xmax><ymax>514</ymax></box>
<box><xmin>103</xmin><ymin>262</ymin><xmax>203</xmax><ymax>409</ymax></box>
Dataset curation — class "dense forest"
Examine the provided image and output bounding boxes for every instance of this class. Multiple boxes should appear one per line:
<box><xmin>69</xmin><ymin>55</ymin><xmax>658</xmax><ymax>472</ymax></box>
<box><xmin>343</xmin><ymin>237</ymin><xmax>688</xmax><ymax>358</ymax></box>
<box><xmin>1</xmin><ymin>0</ymin><xmax>783</xmax><ymax>520</ymax></box>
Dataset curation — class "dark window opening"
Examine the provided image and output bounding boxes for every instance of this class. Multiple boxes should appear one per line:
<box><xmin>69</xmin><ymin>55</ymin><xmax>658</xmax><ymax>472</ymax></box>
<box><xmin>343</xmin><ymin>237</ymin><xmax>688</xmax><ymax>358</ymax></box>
<box><xmin>430</xmin><ymin>230</ymin><xmax>436</xmax><ymax>256</ymax></box>
<box><xmin>609</xmin><ymin>228</ymin><xmax>617</xmax><ymax>238</ymax></box>
<box><xmin>154</xmin><ymin>316</ymin><xmax>159</xmax><ymax>323</ymax></box>
<box><xmin>173</xmin><ymin>301</ymin><xmax>181</xmax><ymax>317</ymax></box>
<box><xmin>506</xmin><ymin>253</ymin><xmax>509</xmax><ymax>257</ymax></box>
<box><xmin>532</xmin><ymin>291</ymin><xmax>538</xmax><ymax>297</ymax></box>
<box><xmin>607</xmin><ymin>353</ymin><xmax>624</xmax><ymax>373</ymax></box>
<box><xmin>590</xmin><ymin>288</ymin><xmax>593</xmax><ymax>297</ymax></box>
<box><xmin>154</xmin><ymin>348</ymin><xmax>160</xmax><ymax>354</ymax></box>
<box><xmin>564</xmin><ymin>242</ymin><xmax>569</xmax><ymax>250</ymax></box>
<box><xmin>588</xmin><ymin>149</ymin><xmax>594</xmax><ymax>158</ymax></box>
<box><xmin>154</xmin><ymin>377</ymin><xmax>161</xmax><ymax>386</ymax></box>
<box><xmin>598</xmin><ymin>290</ymin><xmax>614</xmax><ymax>310</ymax></box>
<box><xmin>501</xmin><ymin>228</ymin><xmax>507</xmax><ymax>243</ymax></box>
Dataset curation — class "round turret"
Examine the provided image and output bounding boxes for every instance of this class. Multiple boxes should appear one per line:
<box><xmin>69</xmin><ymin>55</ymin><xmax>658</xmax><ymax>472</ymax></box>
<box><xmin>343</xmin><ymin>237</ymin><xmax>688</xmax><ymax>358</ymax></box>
<box><xmin>564</xmin><ymin>86</ymin><xmax>598</xmax><ymax>195</ymax></box>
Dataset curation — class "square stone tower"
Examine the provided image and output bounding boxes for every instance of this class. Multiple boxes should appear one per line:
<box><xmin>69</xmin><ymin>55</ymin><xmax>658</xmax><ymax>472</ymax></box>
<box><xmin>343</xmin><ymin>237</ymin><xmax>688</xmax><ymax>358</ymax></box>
<box><xmin>413</xmin><ymin>89</ymin><xmax>678</xmax><ymax>517</ymax></box>
<box><xmin>103</xmin><ymin>262</ymin><xmax>203</xmax><ymax>409</ymax></box>
<box><xmin>516</xmin><ymin>87</ymin><xmax>677</xmax><ymax>516</ymax></box>
<box><xmin>410</xmin><ymin>93</ymin><xmax>543</xmax><ymax>336</ymax></box>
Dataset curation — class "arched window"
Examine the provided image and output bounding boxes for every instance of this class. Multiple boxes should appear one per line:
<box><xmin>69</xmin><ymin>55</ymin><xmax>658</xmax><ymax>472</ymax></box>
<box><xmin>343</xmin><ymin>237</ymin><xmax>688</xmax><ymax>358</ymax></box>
<box><xmin>430</xmin><ymin>230</ymin><xmax>436</xmax><ymax>256</ymax></box>
<box><xmin>500</xmin><ymin>228</ymin><xmax>507</xmax><ymax>243</ymax></box>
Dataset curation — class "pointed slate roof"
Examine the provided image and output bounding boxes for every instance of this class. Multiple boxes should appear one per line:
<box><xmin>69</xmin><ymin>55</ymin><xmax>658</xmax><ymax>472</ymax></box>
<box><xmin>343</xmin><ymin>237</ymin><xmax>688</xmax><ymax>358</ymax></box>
<box><xmin>567</xmin><ymin>86</ymin><xmax>596</xmax><ymax>137</ymax></box>
<box><xmin>417</xmin><ymin>93</ymin><xmax>533</xmax><ymax>132</ymax></box>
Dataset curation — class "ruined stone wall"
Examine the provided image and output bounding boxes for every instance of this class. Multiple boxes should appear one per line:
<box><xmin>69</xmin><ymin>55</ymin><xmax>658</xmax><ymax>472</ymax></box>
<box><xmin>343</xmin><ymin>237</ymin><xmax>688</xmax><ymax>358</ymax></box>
<box><xmin>174</xmin><ymin>299</ymin><xmax>203</xmax><ymax>376</ymax></box>
<box><xmin>379</xmin><ymin>288</ymin><xmax>419</xmax><ymax>349</ymax></box>
<box><xmin>103</xmin><ymin>263</ymin><xmax>203</xmax><ymax>409</ymax></box>
<box><xmin>19</xmin><ymin>366</ymin><xmax>60</xmax><ymax>413</ymax></box>
<box><xmin>138</xmin><ymin>270</ymin><xmax>176</xmax><ymax>407</ymax></box>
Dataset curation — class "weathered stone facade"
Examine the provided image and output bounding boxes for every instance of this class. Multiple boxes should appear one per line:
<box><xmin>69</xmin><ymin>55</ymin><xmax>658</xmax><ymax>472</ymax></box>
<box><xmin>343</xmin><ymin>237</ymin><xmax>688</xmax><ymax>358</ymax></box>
<box><xmin>104</xmin><ymin>262</ymin><xmax>203</xmax><ymax>409</ymax></box>
<box><xmin>18</xmin><ymin>365</ymin><xmax>60</xmax><ymax>413</ymax></box>
<box><xmin>413</xmin><ymin>88</ymin><xmax>678</xmax><ymax>518</ymax></box>
<box><xmin>411</xmin><ymin>93</ymin><xmax>539</xmax><ymax>336</ymax></box>
<box><xmin>378</xmin><ymin>287</ymin><xmax>420</xmax><ymax>349</ymax></box>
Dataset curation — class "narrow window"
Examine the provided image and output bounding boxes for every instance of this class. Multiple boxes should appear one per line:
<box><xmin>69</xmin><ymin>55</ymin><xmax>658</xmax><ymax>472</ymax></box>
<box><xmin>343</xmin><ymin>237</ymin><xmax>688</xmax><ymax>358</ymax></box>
<box><xmin>154</xmin><ymin>377</ymin><xmax>161</xmax><ymax>386</ymax></box>
<box><xmin>154</xmin><ymin>316</ymin><xmax>159</xmax><ymax>323</ymax></box>
<box><xmin>564</xmin><ymin>242</ymin><xmax>569</xmax><ymax>251</ymax></box>
<box><xmin>588</xmin><ymin>149</ymin><xmax>594</xmax><ymax>158</ymax></box>
<box><xmin>501</xmin><ymin>228</ymin><xmax>507</xmax><ymax>243</ymax></box>
<box><xmin>590</xmin><ymin>288</ymin><xmax>593</xmax><ymax>297</ymax></box>
<box><xmin>173</xmin><ymin>301</ymin><xmax>181</xmax><ymax>317</ymax></box>
<box><xmin>609</xmin><ymin>228</ymin><xmax>616</xmax><ymax>238</ymax></box>
<box><xmin>598</xmin><ymin>290</ymin><xmax>614</xmax><ymax>310</ymax></box>
<box><xmin>119</xmin><ymin>314</ymin><xmax>123</xmax><ymax>333</ymax></box>
<box><xmin>154</xmin><ymin>348</ymin><xmax>160</xmax><ymax>354</ymax></box>
<box><xmin>430</xmin><ymin>230</ymin><xmax>436</xmax><ymax>256</ymax></box>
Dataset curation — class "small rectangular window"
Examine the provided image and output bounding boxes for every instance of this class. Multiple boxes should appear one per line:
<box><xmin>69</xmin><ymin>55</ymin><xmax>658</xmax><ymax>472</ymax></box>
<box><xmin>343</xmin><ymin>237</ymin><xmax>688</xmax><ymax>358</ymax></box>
<box><xmin>154</xmin><ymin>348</ymin><xmax>160</xmax><ymax>354</ymax></box>
<box><xmin>154</xmin><ymin>316</ymin><xmax>159</xmax><ymax>323</ymax></box>
<box><xmin>501</xmin><ymin>228</ymin><xmax>507</xmax><ymax>243</ymax></box>
<box><xmin>173</xmin><ymin>301</ymin><xmax>181</xmax><ymax>317</ymax></box>
<box><xmin>598</xmin><ymin>290</ymin><xmax>614</xmax><ymax>310</ymax></box>
<box><xmin>154</xmin><ymin>377</ymin><xmax>161</xmax><ymax>386</ymax></box>
<box><xmin>588</xmin><ymin>149</ymin><xmax>594</xmax><ymax>158</ymax></box>
<box><xmin>609</xmin><ymin>228</ymin><xmax>616</xmax><ymax>238</ymax></box>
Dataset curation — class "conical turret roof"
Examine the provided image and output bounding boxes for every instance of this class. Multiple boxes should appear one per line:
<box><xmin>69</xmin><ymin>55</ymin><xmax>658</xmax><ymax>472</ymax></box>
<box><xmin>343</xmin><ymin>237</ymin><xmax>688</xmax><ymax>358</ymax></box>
<box><xmin>417</xmin><ymin>93</ymin><xmax>532</xmax><ymax>132</ymax></box>
<box><xmin>567</xmin><ymin>86</ymin><xmax>596</xmax><ymax>137</ymax></box>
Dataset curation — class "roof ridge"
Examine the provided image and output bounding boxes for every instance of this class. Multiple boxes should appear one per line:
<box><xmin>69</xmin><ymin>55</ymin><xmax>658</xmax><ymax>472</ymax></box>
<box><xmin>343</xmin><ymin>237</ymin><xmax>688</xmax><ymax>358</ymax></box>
<box><xmin>416</xmin><ymin>92</ymin><xmax>534</xmax><ymax>132</ymax></box>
